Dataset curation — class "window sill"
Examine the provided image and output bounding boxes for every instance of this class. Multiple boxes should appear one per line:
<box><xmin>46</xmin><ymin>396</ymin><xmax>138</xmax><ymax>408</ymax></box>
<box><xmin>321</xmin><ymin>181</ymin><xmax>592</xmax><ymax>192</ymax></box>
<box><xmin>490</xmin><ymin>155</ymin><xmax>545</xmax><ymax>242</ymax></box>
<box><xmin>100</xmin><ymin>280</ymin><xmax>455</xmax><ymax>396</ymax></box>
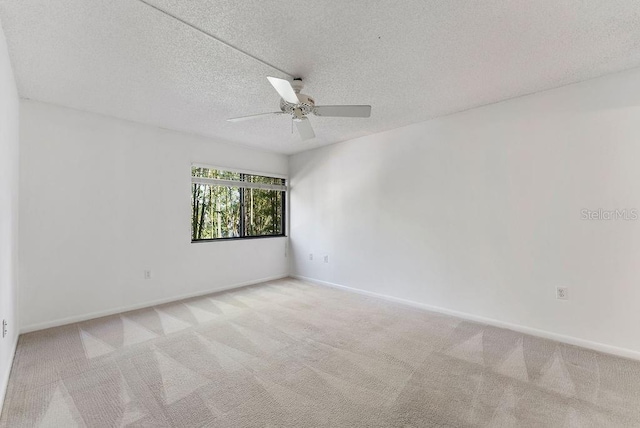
<box><xmin>191</xmin><ymin>235</ymin><xmax>287</xmax><ymax>243</ymax></box>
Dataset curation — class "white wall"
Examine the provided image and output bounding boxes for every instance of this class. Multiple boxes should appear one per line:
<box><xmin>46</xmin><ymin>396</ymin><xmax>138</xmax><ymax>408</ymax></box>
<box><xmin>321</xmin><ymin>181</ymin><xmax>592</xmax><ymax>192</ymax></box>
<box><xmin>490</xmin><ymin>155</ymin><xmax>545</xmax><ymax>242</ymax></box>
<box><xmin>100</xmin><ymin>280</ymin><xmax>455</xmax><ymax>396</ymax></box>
<box><xmin>290</xmin><ymin>67</ymin><xmax>640</xmax><ymax>357</ymax></box>
<box><xmin>0</xmin><ymin>20</ymin><xmax>19</xmax><ymax>413</ymax></box>
<box><xmin>19</xmin><ymin>101</ymin><xmax>289</xmax><ymax>331</ymax></box>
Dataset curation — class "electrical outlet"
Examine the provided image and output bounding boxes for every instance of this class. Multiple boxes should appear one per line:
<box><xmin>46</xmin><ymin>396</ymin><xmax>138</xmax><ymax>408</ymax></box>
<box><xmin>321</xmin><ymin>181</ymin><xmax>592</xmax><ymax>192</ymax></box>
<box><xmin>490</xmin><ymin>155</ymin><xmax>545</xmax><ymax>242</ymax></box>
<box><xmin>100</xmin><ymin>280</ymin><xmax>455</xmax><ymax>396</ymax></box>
<box><xmin>144</xmin><ymin>270</ymin><xmax>152</xmax><ymax>280</ymax></box>
<box><xmin>556</xmin><ymin>286</ymin><xmax>568</xmax><ymax>300</ymax></box>
<box><xmin>323</xmin><ymin>255</ymin><xmax>329</xmax><ymax>263</ymax></box>
<box><xmin>2</xmin><ymin>319</ymin><xmax>7</xmax><ymax>338</ymax></box>
<box><xmin>308</xmin><ymin>253</ymin><xmax>313</xmax><ymax>261</ymax></box>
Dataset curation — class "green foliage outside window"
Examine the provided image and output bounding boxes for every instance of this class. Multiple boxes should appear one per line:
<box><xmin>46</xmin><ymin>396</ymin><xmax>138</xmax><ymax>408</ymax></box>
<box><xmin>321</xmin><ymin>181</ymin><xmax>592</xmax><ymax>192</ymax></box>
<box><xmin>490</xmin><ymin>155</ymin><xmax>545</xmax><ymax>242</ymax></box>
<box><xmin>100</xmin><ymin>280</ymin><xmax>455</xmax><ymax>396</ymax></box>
<box><xmin>191</xmin><ymin>167</ymin><xmax>285</xmax><ymax>241</ymax></box>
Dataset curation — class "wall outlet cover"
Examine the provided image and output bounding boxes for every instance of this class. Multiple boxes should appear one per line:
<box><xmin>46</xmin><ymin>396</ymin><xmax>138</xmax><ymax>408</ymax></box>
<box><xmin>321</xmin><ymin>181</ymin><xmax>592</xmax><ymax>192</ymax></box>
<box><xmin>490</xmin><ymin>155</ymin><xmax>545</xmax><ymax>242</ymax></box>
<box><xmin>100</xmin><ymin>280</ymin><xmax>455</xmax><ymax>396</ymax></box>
<box><xmin>556</xmin><ymin>286</ymin><xmax>568</xmax><ymax>300</ymax></box>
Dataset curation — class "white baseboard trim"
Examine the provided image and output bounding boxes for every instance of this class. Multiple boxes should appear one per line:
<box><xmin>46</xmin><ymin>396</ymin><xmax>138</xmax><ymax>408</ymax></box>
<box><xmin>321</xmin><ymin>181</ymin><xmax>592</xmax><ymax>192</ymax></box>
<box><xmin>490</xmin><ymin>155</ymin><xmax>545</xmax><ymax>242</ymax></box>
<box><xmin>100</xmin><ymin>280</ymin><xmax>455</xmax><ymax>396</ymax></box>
<box><xmin>293</xmin><ymin>275</ymin><xmax>640</xmax><ymax>361</ymax></box>
<box><xmin>0</xmin><ymin>335</ymin><xmax>19</xmax><ymax>417</ymax></box>
<box><xmin>20</xmin><ymin>274</ymin><xmax>289</xmax><ymax>334</ymax></box>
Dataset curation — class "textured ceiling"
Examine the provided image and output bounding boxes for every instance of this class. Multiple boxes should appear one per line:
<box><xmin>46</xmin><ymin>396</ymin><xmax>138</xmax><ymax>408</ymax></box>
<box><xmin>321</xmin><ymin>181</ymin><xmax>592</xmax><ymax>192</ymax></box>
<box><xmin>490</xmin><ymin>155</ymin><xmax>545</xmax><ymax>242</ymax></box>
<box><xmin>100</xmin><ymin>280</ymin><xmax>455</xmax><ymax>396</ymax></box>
<box><xmin>1</xmin><ymin>1</ymin><xmax>640</xmax><ymax>154</ymax></box>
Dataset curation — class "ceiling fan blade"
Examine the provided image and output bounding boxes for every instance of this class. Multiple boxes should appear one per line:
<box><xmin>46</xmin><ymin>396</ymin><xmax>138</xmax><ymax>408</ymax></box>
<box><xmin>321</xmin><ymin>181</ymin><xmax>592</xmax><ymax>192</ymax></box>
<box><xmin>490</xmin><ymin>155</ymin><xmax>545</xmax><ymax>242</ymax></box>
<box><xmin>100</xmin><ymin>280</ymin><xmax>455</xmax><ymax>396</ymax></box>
<box><xmin>295</xmin><ymin>118</ymin><xmax>315</xmax><ymax>141</ymax></box>
<box><xmin>227</xmin><ymin>112</ymin><xmax>284</xmax><ymax>122</ymax></box>
<box><xmin>313</xmin><ymin>105</ymin><xmax>372</xmax><ymax>118</ymax></box>
<box><xmin>267</xmin><ymin>76</ymin><xmax>299</xmax><ymax>104</ymax></box>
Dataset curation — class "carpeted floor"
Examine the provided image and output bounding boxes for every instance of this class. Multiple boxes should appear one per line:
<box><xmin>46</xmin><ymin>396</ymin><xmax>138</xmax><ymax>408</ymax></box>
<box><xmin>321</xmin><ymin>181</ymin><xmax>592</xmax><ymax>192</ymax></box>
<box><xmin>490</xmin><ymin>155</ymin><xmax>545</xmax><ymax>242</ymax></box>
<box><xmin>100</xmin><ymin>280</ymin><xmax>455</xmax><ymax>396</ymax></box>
<box><xmin>1</xmin><ymin>278</ymin><xmax>640</xmax><ymax>427</ymax></box>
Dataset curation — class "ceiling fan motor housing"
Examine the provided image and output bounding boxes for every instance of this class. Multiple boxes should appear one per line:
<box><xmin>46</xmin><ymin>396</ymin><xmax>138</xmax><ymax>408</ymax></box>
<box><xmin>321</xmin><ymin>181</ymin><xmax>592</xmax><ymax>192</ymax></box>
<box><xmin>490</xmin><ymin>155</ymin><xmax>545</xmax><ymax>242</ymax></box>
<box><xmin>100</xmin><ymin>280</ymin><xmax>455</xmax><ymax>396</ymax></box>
<box><xmin>280</xmin><ymin>93</ymin><xmax>315</xmax><ymax>117</ymax></box>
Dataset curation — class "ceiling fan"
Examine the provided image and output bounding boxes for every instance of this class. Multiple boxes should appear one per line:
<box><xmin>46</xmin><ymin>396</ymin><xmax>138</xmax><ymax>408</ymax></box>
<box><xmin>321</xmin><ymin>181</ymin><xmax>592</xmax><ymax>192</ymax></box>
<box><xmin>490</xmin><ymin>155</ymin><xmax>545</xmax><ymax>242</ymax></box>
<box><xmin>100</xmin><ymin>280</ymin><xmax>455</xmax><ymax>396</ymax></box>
<box><xmin>227</xmin><ymin>77</ymin><xmax>372</xmax><ymax>141</ymax></box>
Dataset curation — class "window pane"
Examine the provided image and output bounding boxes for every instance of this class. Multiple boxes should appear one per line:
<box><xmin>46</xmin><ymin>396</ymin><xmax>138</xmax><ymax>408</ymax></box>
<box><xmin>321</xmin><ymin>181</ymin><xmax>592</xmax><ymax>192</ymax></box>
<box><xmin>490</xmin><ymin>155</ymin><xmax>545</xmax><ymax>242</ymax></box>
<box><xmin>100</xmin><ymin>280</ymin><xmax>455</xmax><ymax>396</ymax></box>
<box><xmin>243</xmin><ymin>188</ymin><xmax>283</xmax><ymax>237</ymax></box>
<box><xmin>191</xmin><ymin>183</ymin><xmax>241</xmax><ymax>240</ymax></box>
<box><xmin>191</xmin><ymin>166</ymin><xmax>285</xmax><ymax>241</ymax></box>
<box><xmin>244</xmin><ymin>174</ymin><xmax>285</xmax><ymax>186</ymax></box>
<box><xmin>191</xmin><ymin>166</ymin><xmax>241</xmax><ymax>181</ymax></box>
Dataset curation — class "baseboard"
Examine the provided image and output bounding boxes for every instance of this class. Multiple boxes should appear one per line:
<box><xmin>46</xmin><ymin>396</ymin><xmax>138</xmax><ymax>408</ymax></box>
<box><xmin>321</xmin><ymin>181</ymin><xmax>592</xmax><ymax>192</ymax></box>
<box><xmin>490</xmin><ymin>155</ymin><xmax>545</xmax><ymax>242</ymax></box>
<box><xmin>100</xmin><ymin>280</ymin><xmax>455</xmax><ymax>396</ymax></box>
<box><xmin>293</xmin><ymin>275</ymin><xmax>640</xmax><ymax>362</ymax></box>
<box><xmin>20</xmin><ymin>274</ymin><xmax>289</xmax><ymax>334</ymax></box>
<box><xmin>0</xmin><ymin>335</ymin><xmax>19</xmax><ymax>417</ymax></box>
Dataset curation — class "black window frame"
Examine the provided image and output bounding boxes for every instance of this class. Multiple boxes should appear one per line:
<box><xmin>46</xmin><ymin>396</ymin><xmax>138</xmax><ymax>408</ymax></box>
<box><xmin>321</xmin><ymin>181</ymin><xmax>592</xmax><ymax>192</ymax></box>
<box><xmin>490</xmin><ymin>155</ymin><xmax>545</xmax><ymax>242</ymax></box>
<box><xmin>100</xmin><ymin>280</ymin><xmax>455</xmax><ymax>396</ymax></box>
<box><xmin>191</xmin><ymin>167</ymin><xmax>287</xmax><ymax>243</ymax></box>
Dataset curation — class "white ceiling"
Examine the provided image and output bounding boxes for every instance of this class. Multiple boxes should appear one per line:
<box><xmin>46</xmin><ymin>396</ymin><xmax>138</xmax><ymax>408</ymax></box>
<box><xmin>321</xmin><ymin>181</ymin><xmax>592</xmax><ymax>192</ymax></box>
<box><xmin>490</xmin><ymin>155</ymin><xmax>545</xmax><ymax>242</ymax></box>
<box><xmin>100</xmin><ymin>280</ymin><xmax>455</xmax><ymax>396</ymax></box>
<box><xmin>1</xmin><ymin>1</ymin><xmax>640</xmax><ymax>154</ymax></box>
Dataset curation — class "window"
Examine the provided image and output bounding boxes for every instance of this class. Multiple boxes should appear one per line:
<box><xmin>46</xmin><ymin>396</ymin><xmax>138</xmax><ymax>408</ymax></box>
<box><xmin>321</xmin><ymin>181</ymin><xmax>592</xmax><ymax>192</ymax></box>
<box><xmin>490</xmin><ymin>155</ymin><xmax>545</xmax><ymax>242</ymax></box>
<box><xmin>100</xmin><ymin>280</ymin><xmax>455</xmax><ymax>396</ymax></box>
<box><xmin>191</xmin><ymin>165</ymin><xmax>286</xmax><ymax>241</ymax></box>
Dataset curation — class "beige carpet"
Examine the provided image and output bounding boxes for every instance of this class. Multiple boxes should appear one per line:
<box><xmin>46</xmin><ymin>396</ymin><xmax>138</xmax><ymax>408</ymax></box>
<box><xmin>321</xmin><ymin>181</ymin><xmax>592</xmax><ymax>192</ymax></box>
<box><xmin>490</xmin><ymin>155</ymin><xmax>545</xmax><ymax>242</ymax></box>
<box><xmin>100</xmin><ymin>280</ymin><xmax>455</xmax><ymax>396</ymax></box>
<box><xmin>2</xmin><ymin>278</ymin><xmax>640</xmax><ymax>427</ymax></box>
